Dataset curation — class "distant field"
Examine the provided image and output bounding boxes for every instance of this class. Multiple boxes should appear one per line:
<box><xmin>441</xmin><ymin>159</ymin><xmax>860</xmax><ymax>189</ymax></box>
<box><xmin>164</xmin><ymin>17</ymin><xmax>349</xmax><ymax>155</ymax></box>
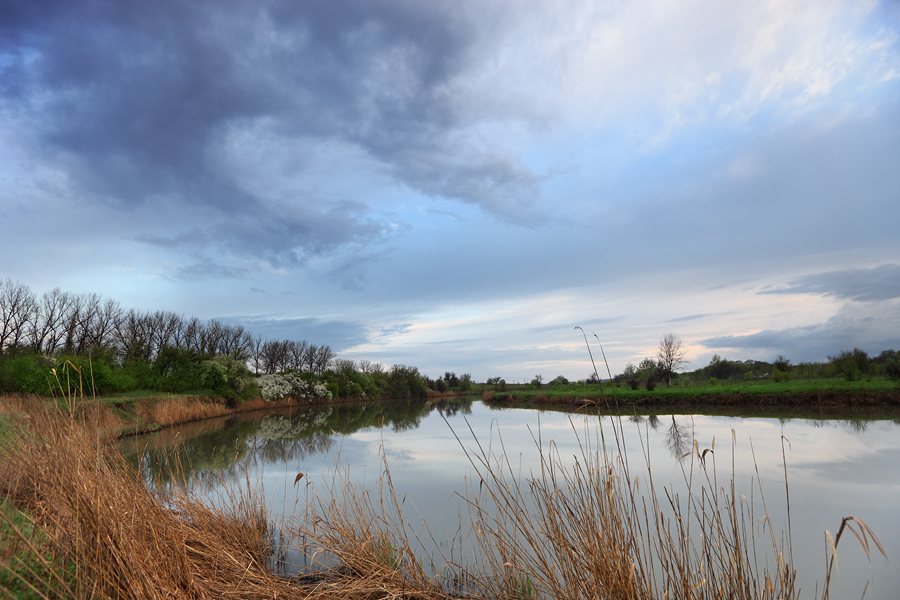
<box><xmin>480</xmin><ymin>376</ymin><xmax>900</xmax><ymax>412</ymax></box>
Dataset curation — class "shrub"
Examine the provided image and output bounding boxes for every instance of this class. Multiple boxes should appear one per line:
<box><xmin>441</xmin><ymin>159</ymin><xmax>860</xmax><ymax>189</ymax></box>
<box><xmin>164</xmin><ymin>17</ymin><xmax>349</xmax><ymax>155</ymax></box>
<box><xmin>384</xmin><ymin>365</ymin><xmax>428</xmax><ymax>399</ymax></box>
<box><xmin>205</xmin><ymin>355</ymin><xmax>252</xmax><ymax>395</ymax></box>
<box><xmin>884</xmin><ymin>358</ymin><xmax>900</xmax><ymax>381</ymax></box>
<box><xmin>773</xmin><ymin>355</ymin><xmax>792</xmax><ymax>372</ymax></box>
<box><xmin>645</xmin><ymin>376</ymin><xmax>657</xmax><ymax>391</ymax></box>
<box><xmin>829</xmin><ymin>348</ymin><xmax>870</xmax><ymax>381</ymax></box>
<box><xmin>257</xmin><ymin>373</ymin><xmax>332</xmax><ymax>402</ymax></box>
<box><xmin>708</xmin><ymin>377</ymin><xmax>718</xmax><ymax>386</ymax></box>
<box><xmin>0</xmin><ymin>350</ymin><xmax>53</xmax><ymax>394</ymax></box>
<box><xmin>771</xmin><ymin>369</ymin><xmax>792</xmax><ymax>383</ymax></box>
<box><xmin>627</xmin><ymin>378</ymin><xmax>640</xmax><ymax>391</ymax></box>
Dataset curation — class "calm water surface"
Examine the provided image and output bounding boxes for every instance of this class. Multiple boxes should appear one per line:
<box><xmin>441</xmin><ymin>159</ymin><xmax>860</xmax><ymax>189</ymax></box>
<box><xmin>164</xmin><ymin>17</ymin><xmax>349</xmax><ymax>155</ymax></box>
<box><xmin>124</xmin><ymin>399</ymin><xmax>900</xmax><ymax>599</ymax></box>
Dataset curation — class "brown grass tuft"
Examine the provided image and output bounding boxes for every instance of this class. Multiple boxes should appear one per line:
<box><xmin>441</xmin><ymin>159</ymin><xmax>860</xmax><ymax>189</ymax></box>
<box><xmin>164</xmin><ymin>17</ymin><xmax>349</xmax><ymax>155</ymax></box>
<box><xmin>1</xmin><ymin>411</ymin><xmax>290</xmax><ymax>599</ymax></box>
<box><xmin>136</xmin><ymin>396</ymin><xmax>230</xmax><ymax>427</ymax></box>
<box><xmin>1</xmin><ymin>406</ymin><xmax>476</xmax><ymax>600</ymax></box>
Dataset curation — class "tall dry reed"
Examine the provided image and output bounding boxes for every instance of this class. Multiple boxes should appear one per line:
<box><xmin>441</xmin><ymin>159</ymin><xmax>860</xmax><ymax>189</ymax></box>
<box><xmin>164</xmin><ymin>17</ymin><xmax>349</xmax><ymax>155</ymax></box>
<box><xmin>0</xmin><ymin>403</ymin><xmax>473</xmax><ymax>599</ymax></box>
<box><xmin>136</xmin><ymin>397</ymin><xmax>231</xmax><ymax>428</ymax></box>
<box><xmin>438</xmin><ymin>417</ymin><xmax>795</xmax><ymax>600</ymax></box>
<box><xmin>0</xmin><ymin>408</ymin><xmax>290</xmax><ymax>599</ymax></box>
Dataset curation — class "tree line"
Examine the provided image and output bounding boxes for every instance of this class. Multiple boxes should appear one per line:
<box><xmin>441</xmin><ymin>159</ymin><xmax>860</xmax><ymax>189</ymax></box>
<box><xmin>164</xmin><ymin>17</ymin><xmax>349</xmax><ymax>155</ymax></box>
<box><xmin>0</xmin><ymin>278</ymin><xmax>431</xmax><ymax>400</ymax></box>
<box><xmin>0</xmin><ymin>278</ymin><xmax>337</xmax><ymax>373</ymax></box>
<box><xmin>612</xmin><ymin>334</ymin><xmax>900</xmax><ymax>390</ymax></box>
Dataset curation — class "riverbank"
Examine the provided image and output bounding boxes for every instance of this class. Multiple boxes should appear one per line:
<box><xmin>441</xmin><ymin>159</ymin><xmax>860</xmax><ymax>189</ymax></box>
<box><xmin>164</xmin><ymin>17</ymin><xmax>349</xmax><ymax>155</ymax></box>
<box><xmin>3</xmin><ymin>376</ymin><xmax>897</xmax><ymax>441</ymax></box>
<box><xmin>3</xmin><ymin>388</ymin><xmax>890</xmax><ymax>599</ymax></box>
<box><xmin>0</xmin><ymin>389</ymin><xmax>469</xmax><ymax>441</ymax></box>
<box><xmin>484</xmin><ymin>376</ymin><xmax>900</xmax><ymax>410</ymax></box>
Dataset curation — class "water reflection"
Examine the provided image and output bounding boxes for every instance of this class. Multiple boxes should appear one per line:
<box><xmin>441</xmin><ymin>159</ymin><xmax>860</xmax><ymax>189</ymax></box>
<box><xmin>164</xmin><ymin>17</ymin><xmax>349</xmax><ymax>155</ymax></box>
<box><xmin>122</xmin><ymin>398</ymin><xmax>900</xmax><ymax>599</ymax></box>
<box><xmin>122</xmin><ymin>397</ymin><xmax>475</xmax><ymax>488</ymax></box>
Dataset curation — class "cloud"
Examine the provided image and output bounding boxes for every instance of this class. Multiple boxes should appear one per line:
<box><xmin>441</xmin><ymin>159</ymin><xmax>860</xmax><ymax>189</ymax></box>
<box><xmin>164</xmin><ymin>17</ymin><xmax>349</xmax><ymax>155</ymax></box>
<box><xmin>0</xmin><ymin>0</ymin><xmax>541</xmax><ymax>221</ymax></box>
<box><xmin>701</xmin><ymin>300</ymin><xmax>900</xmax><ymax>361</ymax></box>
<box><xmin>760</xmin><ymin>264</ymin><xmax>900</xmax><ymax>302</ymax></box>
<box><xmin>223</xmin><ymin>315</ymin><xmax>366</xmax><ymax>351</ymax></box>
<box><xmin>666</xmin><ymin>313</ymin><xmax>717</xmax><ymax>323</ymax></box>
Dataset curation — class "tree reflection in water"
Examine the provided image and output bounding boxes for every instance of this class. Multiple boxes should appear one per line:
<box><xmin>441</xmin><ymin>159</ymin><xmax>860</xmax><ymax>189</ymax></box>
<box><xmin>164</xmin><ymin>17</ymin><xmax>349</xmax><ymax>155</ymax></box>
<box><xmin>125</xmin><ymin>397</ymin><xmax>476</xmax><ymax>490</ymax></box>
<box><xmin>665</xmin><ymin>415</ymin><xmax>693</xmax><ymax>460</ymax></box>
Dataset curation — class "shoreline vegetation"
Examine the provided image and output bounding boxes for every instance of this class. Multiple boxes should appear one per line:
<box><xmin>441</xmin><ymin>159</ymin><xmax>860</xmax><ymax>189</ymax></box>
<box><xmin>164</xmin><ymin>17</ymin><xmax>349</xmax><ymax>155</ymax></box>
<box><xmin>1</xmin><ymin>389</ymin><xmax>890</xmax><ymax>599</ymax></box>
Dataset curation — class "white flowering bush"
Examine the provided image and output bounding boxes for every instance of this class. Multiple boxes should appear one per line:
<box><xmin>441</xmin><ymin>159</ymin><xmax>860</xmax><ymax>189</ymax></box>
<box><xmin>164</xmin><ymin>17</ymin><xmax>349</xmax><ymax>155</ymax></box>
<box><xmin>258</xmin><ymin>373</ymin><xmax>332</xmax><ymax>401</ymax></box>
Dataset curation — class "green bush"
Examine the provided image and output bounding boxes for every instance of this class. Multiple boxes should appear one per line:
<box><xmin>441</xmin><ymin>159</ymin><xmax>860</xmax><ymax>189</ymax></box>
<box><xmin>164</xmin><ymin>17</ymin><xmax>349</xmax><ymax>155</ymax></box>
<box><xmin>708</xmin><ymin>377</ymin><xmax>718</xmax><ymax>385</ymax></box>
<box><xmin>384</xmin><ymin>365</ymin><xmax>428</xmax><ymax>399</ymax></box>
<box><xmin>771</xmin><ymin>369</ymin><xmax>792</xmax><ymax>383</ymax></box>
<box><xmin>0</xmin><ymin>350</ymin><xmax>53</xmax><ymax>394</ymax></box>
<box><xmin>885</xmin><ymin>358</ymin><xmax>900</xmax><ymax>381</ymax></box>
<box><xmin>203</xmin><ymin>355</ymin><xmax>253</xmax><ymax>397</ymax></box>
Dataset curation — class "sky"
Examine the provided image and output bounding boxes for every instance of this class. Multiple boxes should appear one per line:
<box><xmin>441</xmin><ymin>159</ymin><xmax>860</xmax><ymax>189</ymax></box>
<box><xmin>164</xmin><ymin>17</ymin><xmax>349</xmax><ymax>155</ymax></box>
<box><xmin>1</xmin><ymin>0</ymin><xmax>899</xmax><ymax>382</ymax></box>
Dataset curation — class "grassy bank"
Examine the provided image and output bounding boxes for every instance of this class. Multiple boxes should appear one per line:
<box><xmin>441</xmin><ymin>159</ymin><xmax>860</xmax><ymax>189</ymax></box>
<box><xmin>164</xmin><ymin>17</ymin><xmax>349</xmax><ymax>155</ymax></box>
<box><xmin>482</xmin><ymin>376</ymin><xmax>900</xmax><ymax>411</ymax></box>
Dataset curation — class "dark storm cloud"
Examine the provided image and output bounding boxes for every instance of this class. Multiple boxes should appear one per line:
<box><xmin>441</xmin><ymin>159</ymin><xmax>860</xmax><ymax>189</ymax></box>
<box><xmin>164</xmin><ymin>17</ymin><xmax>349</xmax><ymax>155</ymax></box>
<box><xmin>0</xmin><ymin>1</ymin><xmax>540</xmax><ymax>251</ymax></box>
<box><xmin>760</xmin><ymin>264</ymin><xmax>900</xmax><ymax>302</ymax></box>
<box><xmin>132</xmin><ymin>198</ymin><xmax>399</xmax><ymax>279</ymax></box>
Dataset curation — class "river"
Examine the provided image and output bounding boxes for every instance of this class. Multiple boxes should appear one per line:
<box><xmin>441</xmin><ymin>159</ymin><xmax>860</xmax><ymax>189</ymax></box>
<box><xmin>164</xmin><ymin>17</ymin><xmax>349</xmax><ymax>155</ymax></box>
<box><xmin>122</xmin><ymin>398</ymin><xmax>899</xmax><ymax>599</ymax></box>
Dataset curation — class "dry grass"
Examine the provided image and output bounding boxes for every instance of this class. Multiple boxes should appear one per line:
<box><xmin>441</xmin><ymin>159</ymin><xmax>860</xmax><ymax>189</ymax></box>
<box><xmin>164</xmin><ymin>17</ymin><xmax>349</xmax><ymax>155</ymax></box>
<box><xmin>135</xmin><ymin>397</ymin><xmax>231</xmax><ymax>428</ymax></box>
<box><xmin>0</xmin><ymin>404</ymin><xmax>474</xmax><ymax>599</ymax></box>
<box><xmin>294</xmin><ymin>413</ymin><xmax>886</xmax><ymax>600</ymax></box>
<box><xmin>0</xmin><ymin>408</ymin><xmax>287</xmax><ymax>599</ymax></box>
<box><xmin>1</xmin><ymin>387</ymin><xmax>886</xmax><ymax>599</ymax></box>
<box><xmin>295</xmin><ymin>457</ymin><xmax>459</xmax><ymax>600</ymax></box>
<box><xmin>438</xmin><ymin>419</ymin><xmax>796</xmax><ymax>600</ymax></box>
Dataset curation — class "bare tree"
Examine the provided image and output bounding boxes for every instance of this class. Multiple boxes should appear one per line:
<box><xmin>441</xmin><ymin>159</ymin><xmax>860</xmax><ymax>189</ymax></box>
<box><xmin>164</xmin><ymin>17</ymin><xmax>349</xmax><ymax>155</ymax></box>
<box><xmin>313</xmin><ymin>345</ymin><xmax>336</xmax><ymax>375</ymax></box>
<box><xmin>358</xmin><ymin>359</ymin><xmax>384</xmax><ymax>374</ymax></box>
<box><xmin>302</xmin><ymin>343</ymin><xmax>318</xmax><ymax>373</ymax></box>
<box><xmin>249</xmin><ymin>335</ymin><xmax>264</xmax><ymax>373</ymax></box>
<box><xmin>288</xmin><ymin>339</ymin><xmax>309</xmax><ymax>371</ymax></box>
<box><xmin>657</xmin><ymin>333</ymin><xmax>688</xmax><ymax>386</ymax></box>
<box><xmin>0</xmin><ymin>279</ymin><xmax>36</xmax><ymax>353</ymax></box>
<box><xmin>333</xmin><ymin>358</ymin><xmax>356</xmax><ymax>373</ymax></box>
<box><xmin>28</xmin><ymin>287</ymin><xmax>72</xmax><ymax>354</ymax></box>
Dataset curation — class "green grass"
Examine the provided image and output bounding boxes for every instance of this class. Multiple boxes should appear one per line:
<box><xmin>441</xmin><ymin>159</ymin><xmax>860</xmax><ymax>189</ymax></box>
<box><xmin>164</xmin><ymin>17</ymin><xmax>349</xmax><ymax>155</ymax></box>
<box><xmin>0</xmin><ymin>499</ymin><xmax>75</xmax><ymax>600</ymax></box>
<box><xmin>495</xmin><ymin>375</ymin><xmax>898</xmax><ymax>400</ymax></box>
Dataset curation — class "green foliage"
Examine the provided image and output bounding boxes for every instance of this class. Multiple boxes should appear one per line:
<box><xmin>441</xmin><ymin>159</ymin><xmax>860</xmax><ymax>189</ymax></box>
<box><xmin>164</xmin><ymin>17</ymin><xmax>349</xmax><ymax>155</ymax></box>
<box><xmin>0</xmin><ymin>349</ymin><xmax>53</xmax><ymax>394</ymax></box>
<box><xmin>773</xmin><ymin>354</ymin><xmax>792</xmax><ymax>372</ymax></box>
<box><xmin>383</xmin><ymin>365</ymin><xmax>428</xmax><ymax>399</ymax></box>
<box><xmin>550</xmin><ymin>375</ymin><xmax>569</xmax><ymax>386</ymax></box>
<box><xmin>637</xmin><ymin>358</ymin><xmax>657</xmax><ymax>380</ymax></box>
<box><xmin>204</xmin><ymin>355</ymin><xmax>252</xmax><ymax>396</ymax></box>
<box><xmin>645</xmin><ymin>375</ymin><xmax>657</xmax><ymax>391</ymax></box>
<box><xmin>829</xmin><ymin>348</ymin><xmax>870</xmax><ymax>381</ymax></box>
<box><xmin>443</xmin><ymin>371</ymin><xmax>460</xmax><ymax>389</ymax></box>
<box><xmin>458</xmin><ymin>373</ymin><xmax>473</xmax><ymax>392</ymax></box>
<box><xmin>708</xmin><ymin>377</ymin><xmax>719</xmax><ymax>385</ymax></box>
<box><xmin>885</xmin><ymin>358</ymin><xmax>900</xmax><ymax>381</ymax></box>
<box><xmin>487</xmin><ymin>377</ymin><xmax>508</xmax><ymax>392</ymax></box>
<box><xmin>0</xmin><ymin>500</ymin><xmax>74</xmax><ymax>599</ymax></box>
<box><xmin>771</xmin><ymin>369</ymin><xmax>792</xmax><ymax>383</ymax></box>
